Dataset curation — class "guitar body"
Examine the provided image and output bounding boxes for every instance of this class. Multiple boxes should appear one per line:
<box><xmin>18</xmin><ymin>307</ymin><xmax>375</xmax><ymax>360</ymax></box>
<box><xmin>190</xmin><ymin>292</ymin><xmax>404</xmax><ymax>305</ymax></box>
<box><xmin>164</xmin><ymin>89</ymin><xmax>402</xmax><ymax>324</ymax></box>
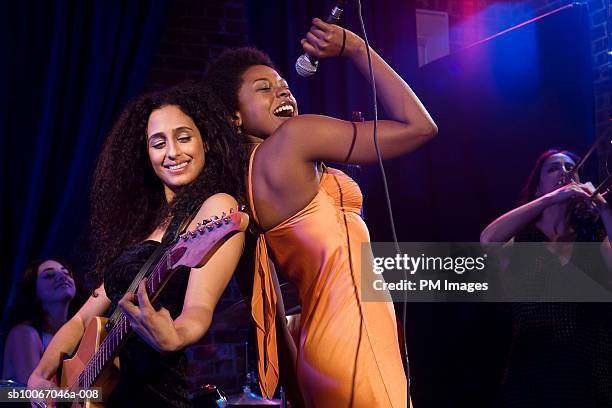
<box><xmin>59</xmin><ymin>317</ymin><xmax>120</xmax><ymax>407</ymax></box>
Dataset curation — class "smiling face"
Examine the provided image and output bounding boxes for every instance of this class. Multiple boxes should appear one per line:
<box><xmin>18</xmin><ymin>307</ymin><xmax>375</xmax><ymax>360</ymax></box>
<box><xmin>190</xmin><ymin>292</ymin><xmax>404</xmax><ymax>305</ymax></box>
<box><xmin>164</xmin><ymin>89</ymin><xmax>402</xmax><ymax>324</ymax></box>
<box><xmin>537</xmin><ymin>153</ymin><xmax>578</xmax><ymax>196</ymax></box>
<box><xmin>36</xmin><ymin>260</ymin><xmax>75</xmax><ymax>304</ymax></box>
<box><xmin>147</xmin><ymin>105</ymin><xmax>206</xmax><ymax>201</ymax></box>
<box><xmin>235</xmin><ymin>65</ymin><xmax>298</xmax><ymax>138</ymax></box>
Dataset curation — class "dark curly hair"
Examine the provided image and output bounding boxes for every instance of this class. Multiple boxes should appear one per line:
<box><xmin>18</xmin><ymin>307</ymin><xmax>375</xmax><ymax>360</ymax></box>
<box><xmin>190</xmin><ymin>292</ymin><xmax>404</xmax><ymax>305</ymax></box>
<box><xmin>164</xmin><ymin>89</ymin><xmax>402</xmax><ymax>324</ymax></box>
<box><xmin>519</xmin><ymin>149</ymin><xmax>580</xmax><ymax>205</ymax></box>
<box><xmin>89</xmin><ymin>83</ymin><xmax>248</xmax><ymax>284</ymax></box>
<box><xmin>203</xmin><ymin>47</ymin><xmax>276</xmax><ymax>114</ymax></box>
<box><xmin>7</xmin><ymin>257</ymin><xmax>78</xmax><ymax>332</ymax></box>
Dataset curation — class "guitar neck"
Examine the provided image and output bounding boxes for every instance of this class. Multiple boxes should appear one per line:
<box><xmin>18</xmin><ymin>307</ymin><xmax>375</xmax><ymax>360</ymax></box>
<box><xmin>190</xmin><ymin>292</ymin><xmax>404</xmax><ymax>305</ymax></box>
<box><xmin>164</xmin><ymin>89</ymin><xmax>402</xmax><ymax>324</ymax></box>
<box><xmin>78</xmin><ymin>249</ymin><xmax>182</xmax><ymax>388</ymax></box>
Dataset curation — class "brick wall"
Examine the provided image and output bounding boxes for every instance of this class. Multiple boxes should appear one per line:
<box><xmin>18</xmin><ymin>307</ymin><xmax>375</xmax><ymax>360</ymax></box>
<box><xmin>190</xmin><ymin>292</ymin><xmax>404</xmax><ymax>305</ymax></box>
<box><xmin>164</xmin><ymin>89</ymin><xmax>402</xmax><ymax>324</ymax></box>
<box><xmin>185</xmin><ymin>282</ymin><xmax>253</xmax><ymax>395</ymax></box>
<box><xmin>142</xmin><ymin>0</ymin><xmax>253</xmax><ymax>396</ymax></box>
<box><xmin>144</xmin><ymin>0</ymin><xmax>249</xmax><ymax>92</ymax></box>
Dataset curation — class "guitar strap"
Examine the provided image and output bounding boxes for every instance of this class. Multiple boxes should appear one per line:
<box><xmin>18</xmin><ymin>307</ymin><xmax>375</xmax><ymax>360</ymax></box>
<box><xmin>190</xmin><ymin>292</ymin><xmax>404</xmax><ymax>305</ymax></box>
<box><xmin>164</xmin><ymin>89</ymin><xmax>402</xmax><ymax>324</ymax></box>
<box><xmin>105</xmin><ymin>203</ymin><xmax>202</xmax><ymax>331</ymax></box>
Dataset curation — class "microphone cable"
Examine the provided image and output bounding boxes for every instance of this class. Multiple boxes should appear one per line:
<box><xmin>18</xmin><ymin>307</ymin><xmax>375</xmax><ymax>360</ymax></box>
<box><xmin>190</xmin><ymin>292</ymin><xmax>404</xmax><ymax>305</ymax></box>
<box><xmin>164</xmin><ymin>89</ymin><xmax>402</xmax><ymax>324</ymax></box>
<box><xmin>354</xmin><ymin>0</ymin><xmax>411</xmax><ymax>403</ymax></box>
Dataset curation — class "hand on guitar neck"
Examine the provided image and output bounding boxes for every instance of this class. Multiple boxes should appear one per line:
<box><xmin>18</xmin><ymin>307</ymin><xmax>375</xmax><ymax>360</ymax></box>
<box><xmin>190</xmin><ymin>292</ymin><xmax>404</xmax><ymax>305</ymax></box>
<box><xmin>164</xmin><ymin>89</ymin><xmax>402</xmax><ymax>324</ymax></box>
<box><xmin>118</xmin><ymin>279</ymin><xmax>182</xmax><ymax>353</ymax></box>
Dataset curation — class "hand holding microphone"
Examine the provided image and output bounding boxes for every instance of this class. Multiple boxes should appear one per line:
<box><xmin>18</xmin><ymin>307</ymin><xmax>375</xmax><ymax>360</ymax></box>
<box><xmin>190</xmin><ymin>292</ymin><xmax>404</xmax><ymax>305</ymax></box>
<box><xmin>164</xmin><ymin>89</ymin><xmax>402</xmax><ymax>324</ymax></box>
<box><xmin>297</xmin><ymin>0</ymin><xmax>362</xmax><ymax>77</ymax></box>
<box><xmin>297</xmin><ymin>18</ymin><xmax>362</xmax><ymax>75</ymax></box>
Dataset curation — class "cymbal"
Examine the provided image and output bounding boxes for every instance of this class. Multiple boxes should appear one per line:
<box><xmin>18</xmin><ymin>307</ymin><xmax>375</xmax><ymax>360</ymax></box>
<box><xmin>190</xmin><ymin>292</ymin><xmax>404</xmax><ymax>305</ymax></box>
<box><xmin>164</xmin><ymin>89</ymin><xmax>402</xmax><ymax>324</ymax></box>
<box><xmin>227</xmin><ymin>387</ymin><xmax>280</xmax><ymax>406</ymax></box>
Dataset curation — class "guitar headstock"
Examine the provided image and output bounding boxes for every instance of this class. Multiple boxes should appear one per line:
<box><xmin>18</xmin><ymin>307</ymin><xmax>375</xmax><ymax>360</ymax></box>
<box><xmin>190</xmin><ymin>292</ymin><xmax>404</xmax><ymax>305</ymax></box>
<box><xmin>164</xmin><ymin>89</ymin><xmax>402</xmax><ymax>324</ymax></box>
<box><xmin>170</xmin><ymin>205</ymin><xmax>249</xmax><ymax>269</ymax></box>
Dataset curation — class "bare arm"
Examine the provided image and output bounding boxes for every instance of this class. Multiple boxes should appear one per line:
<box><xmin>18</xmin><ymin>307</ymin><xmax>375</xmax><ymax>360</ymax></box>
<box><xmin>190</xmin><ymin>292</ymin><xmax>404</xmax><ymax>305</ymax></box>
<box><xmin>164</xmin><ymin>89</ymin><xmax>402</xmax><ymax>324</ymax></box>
<box><xmin>480</xmin><ymin>196</ymin><xmax>554</xmax><ymax>244</ymax></box>
<box><xmin>119</xmin><ymin>193</ymin><xmax>245</xmax><ymax>352</ymax></box>
<box><xmin>266</xmin><ymin>19</ymin><xmax>437</xmax><ymax>167</ymax></box>
<box><xmin>481</xmin><ymin>182</ymin><xmax>597</xmax><ymax>243</ymax></box>
<box><xmin>28</xmin><ymin>284</ymin><xmax>111</xmax><ymax>387</ymax></box>
<box><xmin>3</xmin><ymin>324</ymin><xmax>42</xmax><ymax>384</ymax></box>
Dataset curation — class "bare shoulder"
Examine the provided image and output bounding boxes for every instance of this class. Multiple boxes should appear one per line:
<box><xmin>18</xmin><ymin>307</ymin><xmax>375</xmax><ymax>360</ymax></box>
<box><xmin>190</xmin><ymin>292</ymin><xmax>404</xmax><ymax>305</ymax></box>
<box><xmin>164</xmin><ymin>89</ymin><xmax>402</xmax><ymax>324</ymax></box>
<box><xmin>248</xmin><ymin>118</ymin><xmax>324</xmax><ymax>229</ymax></box>
<box><xmin>191</xmin><ymin>193</ymin><xmax>242</xmax><ymax>229</ymax></box>
<box><xmin>255</xmin><ymin>115</ymin><xmax>325</xmax><ymax>184</ymax></box>
<box><xmin>269</xmin><ymin>114</ymin><xmax>341</xmax><ymax>148</ymax></box>
<box><xmin>200</xmin><ymin>193</ymin><xmax>239</xmax><ymax>212</ymax></box>
<box><xmin>6</xmin><ymin>324</ymin><xmax>42</xmax><ymax>349</ymax></box>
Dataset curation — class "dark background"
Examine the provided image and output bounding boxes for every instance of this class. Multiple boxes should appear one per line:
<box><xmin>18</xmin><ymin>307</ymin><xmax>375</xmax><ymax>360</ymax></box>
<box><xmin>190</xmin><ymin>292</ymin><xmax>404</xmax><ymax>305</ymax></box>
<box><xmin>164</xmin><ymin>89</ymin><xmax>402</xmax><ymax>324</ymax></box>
<box><xmin>1</xmin><ymin>0</ymin><xmax>610</xmax><ymax>406</ymax></box>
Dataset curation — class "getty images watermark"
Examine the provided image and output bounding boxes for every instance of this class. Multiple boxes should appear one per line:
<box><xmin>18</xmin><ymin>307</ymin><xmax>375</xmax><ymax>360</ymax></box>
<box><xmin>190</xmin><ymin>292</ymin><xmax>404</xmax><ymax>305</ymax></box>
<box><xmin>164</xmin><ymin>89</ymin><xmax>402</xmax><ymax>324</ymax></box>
<box><xmin>372</xmin><ymin>252</ymin><xmax>488</xmax><ymax>293</ymax></box>
<box><xmin>362</xmin><ymin>243</ymin><xmax>612</xmax><ymax>302</ymax></box>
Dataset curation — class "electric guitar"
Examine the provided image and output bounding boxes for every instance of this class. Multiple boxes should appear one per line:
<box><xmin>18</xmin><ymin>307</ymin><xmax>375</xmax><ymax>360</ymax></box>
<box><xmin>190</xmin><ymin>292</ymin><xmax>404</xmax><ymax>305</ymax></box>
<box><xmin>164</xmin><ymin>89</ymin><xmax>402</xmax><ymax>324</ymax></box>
<box><xmin>56</xmin><ymin>206</ymin><xmax>249</xmax><ymax>407</ymax></box>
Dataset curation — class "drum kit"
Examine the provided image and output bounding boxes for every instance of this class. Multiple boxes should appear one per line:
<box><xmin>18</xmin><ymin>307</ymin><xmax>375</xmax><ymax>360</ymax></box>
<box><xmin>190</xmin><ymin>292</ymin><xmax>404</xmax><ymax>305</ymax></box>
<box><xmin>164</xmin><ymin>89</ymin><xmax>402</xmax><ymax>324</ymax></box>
<box><xmin>190</xmin><ymin>341</ymin><xmax>284</xmax><ymax>408</ymax></box>
<box><xmin>191</xmin><ymin>382</ymin><xmax>284</xmax><ymax>408</ymax></box>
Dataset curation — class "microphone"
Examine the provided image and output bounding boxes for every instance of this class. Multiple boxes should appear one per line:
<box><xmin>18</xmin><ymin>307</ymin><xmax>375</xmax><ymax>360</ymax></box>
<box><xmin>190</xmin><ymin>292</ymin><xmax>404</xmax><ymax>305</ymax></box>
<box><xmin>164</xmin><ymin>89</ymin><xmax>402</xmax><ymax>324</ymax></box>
<box><xmin>295</xmin><ymin>0</ymin><xmax>346</xmax><ymax>77</ymax></box>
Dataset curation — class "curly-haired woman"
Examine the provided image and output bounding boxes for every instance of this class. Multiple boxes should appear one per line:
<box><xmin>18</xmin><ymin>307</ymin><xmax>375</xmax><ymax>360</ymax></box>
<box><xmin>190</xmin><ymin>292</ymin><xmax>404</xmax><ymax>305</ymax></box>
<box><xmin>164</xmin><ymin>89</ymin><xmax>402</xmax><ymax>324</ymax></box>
<box><xmin>204</xmin><ymin>19</ymin><xmax>437</xmax><ymax>408</ymax></box>
<box><xmin>3</xmin><ymin>257</ymin><xmax>77</xmax><ymax>385</ymax></box>
<box><xmin>28</xmin><ymin>85</ymin><xmax>248</xmax><ymax>407</ymax></box>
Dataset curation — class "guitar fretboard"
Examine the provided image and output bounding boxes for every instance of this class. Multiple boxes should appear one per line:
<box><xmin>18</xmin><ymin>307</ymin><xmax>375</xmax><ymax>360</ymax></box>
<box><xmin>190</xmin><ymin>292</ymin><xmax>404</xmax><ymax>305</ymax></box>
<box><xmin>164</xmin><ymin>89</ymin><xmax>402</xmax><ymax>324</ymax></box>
<box><xmin>71</xmin><ymin>210</ymin><xmax>244</xmax><ymax>390</ymax></box>
<box><xmin>77</xmin><ymin>247</ymin><xmax>187</xmax><ymax>388</ymax></box>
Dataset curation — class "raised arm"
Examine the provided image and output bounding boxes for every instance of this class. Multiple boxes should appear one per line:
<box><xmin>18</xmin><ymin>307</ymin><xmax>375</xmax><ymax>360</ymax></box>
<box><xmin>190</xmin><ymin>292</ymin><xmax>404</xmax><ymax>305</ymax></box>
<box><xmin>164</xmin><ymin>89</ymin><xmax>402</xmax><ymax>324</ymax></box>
<box><xmin>269</xmin><ymin>18</ymin><xmax>437</xmax><ymax>165</ymax></box>
<box><xmin>480</xmin><ymin>182</ymin><xmax>594</xmax><ymax>243</ymax></box>
<box><xmin>118</xmin><ymin>193</ymin><xmax>245</xmax><ymax>352</ymax></box>
<box><xmin>28</xmin><ymin>284</ymin><xmax>111</xmax><ymax>388</ymax></box>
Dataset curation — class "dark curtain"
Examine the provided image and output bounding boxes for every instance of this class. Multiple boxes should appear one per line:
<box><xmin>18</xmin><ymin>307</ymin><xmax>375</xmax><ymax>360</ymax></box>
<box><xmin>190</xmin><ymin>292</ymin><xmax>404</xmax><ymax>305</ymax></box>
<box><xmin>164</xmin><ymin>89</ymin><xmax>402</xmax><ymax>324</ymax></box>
<box><xmin>0</xmin><ymin>0</ymin><xmax>170</xmax><ymax>339</ymax></box>
<box><xmin>406</xmin><ymin>7</ymin><xmax>594</xmax><ymax>406</ymax></box>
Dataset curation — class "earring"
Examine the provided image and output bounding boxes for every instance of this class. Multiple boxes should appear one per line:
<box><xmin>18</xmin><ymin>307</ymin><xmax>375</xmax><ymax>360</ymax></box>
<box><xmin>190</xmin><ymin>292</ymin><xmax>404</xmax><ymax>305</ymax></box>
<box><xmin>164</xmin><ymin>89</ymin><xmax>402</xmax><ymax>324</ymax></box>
<box><xmin>236</xmin><ymin>125</ymin><xmax>243</xmax><ymax>135</ymax></box>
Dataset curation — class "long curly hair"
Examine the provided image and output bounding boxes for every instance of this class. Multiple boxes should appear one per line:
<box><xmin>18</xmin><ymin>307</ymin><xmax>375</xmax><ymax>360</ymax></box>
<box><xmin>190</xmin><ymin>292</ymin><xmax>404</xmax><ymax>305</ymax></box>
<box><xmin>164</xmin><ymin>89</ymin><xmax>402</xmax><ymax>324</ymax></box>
<box><xmin>89</xmin><ymin>84</ymin><xmax>248</xmax><ymax>284</ymax></box>
<box><xmin>203</xmin><ymin>47</ymin><xmax>276</xmax><ymax>114</ymax></box>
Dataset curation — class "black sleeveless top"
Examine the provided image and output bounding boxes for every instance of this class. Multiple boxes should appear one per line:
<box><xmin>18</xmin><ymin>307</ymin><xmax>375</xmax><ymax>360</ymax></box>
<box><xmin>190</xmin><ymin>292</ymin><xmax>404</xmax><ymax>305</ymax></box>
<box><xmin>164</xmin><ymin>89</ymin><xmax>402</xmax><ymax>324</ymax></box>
<box><xmin>500</xmin><ymin>223</ymin><xmax>612</xmax><ymax>408</ymax></box>
<box><xmin>104</xmin><ymin>240</ymin><xmax>192</xmax><ymax>408</ymax></box>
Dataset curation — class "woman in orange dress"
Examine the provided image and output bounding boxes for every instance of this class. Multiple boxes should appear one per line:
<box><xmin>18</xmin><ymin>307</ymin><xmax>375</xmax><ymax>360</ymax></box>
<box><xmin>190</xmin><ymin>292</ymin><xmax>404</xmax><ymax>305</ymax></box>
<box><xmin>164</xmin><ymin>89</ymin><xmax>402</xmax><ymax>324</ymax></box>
<box><xmin>205</xmin><ymin>19</ymin><xmax>437</xmax><ymax>407</ymax></box>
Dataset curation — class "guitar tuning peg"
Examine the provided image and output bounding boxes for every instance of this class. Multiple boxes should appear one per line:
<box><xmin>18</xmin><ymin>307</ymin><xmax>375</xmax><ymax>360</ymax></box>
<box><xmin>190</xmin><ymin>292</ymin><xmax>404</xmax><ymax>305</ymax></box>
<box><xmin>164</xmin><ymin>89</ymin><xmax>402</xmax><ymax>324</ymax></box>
<box><xmin>180</xmin><ymin>233</ymin><xmax>189</xmax><ymax>241</ymax></box>
<box><xmin>190</xmin><ymin>230</ymin><xmax>198</xmax><ymax>237</ymax></box>
<box><xmin>229</xmin><ymin>208</ymin><xmax>234</xmax><ymax>214</ymax></box>
<box><xmin>223</xmin><ymin>217</ymin><xmax>230</xmax><ymax>224</ymax></box>
<box><xmin>211</xmin><ymin>215</ymin><xmax>219</xmax><ymax>220</ymax></box>
<box><xmin>196</xmin><ymin>222</ymin><xmax>201</xmax><ymax>227</ymax></box>
<box><xmin>206</xmin><ymin>224</ymin><xmax>215</xmax><ymax>231</ymax></box>
<box><xmin>221</xmin><ymin>212</ymin><xmax>226</xmax><ymax>217</ymax></box>
<box><xmin>203</xmin><ymin>218</ymin><xmax>211</xmax><ymax>224</ymax></box>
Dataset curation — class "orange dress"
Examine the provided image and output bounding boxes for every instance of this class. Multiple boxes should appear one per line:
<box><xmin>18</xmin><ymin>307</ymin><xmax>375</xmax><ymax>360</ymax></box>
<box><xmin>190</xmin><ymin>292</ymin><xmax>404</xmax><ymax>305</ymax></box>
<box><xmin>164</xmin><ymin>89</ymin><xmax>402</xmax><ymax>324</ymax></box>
<box><xmin>249</xmin><ymin>146</ymin><xmax>408</xmax><ymax>407</ymax></box>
